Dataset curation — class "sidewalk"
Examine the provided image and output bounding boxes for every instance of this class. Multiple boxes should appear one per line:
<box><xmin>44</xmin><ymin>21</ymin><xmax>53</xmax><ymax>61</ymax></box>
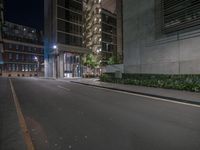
<box><xmin>0</xmin><ymin>78</ymin><xmax>26</xmax><ymax>150</ymax></box>
<box><xmin>69</xmin><ymin>78</ymin><xmax>200</xmax><ymax>105</ymax></box>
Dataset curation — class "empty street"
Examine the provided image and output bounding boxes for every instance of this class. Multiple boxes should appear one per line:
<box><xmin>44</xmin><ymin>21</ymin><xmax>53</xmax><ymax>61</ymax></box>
<box><xmin>1</xmin><ymin>77</ymin><xmax>200</xmax><ymax>150</ymax></box>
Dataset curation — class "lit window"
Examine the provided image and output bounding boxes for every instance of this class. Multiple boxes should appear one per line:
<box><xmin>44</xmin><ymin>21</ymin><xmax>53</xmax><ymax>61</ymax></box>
<box><xmin>25</xmin><ymin>65</ymin><xmax>28</xmax><ymax>72</ymax></box>
<box><xmin>9</xmin><ymin>53</ymin><xmax>12</xmax><ymax>60</ymax></box>
<box><xmin>16</xmin><ymin>54</ymin><xmax>19</xmax><ymax>60</ymax></box>
<box><xmin>12</xmin><ymin>64</ymin><xmax>15</xmax><ymax>71</ymax></box>
<box><xmin>22</xmin><ymin>65</ymin><xmax>25</xmax><ymax>72</ymax></box>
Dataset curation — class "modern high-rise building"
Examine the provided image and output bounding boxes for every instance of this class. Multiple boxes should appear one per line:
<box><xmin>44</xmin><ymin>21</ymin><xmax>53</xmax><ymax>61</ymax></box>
<box><xmin>83</xmin><ymin>0</ymin><xmax>117</xmax><ymax>65</ymax></box>
<box><xmin>44</xmin><ymin>0</ymin><xmax>123</xmax><ymax>78</ymax></box>
<box><xmin>0</xmin><ymin>21</ymin><xmax>44</xmax><ymax>77</ymax></box>
<box><xmin>116</xmin><ymin>0</ymin><xmax>123</xmax><ymax>62</ymax></box>
<box><xmin>83</xmin><ymin>0</ymin><xmax>122</xmax><ymax>65</ymax></box>
<box><xmin>0</xmin><ymin>0</ymin><xmax>3</xmax><ymax>28</ymax></box>
<box><xmin>123</xmin><ymin>0</ymin><xmax>200</xmax><ymax>74</ymax></box>
<box><xmin>0</xmin><ymin>0</ymin><xmax>4</xmax><ymax>74</ymax></box>
<box><xmin>44</xmin><ymin>0</ymin><xmax>88</xmax><ymax>78</ymax></box>
<box><xmin>101</xmin><ymin>8</ymin><xmax>117</xmax><ymax>64</ymax></box>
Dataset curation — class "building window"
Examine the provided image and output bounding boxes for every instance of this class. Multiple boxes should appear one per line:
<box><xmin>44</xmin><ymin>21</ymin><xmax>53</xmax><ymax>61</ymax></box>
<box><xmin>9</xmin><ymin>44</ymin><xmax>12</xmax><ymax>49</ymax></box>
<box><xmin>162</xmin><ymin>0</ymin><xmax>200</xmax><ymax>33</ymax></box>
<box><xmin>57</xmin><ymin>32</ymin><xmax>82</xmax><ymax>47</ymax></box>
<box><xmin>16</xmin><ymin>65</ymin><xmax>19</xmax><ymax>71</ymax></box>
<box><xmin>8</xmin><ymin>64</ymin><xmax>12</xmax><ymax>71</ymax></box>
<box><xmin>16</xmin><ymin>45</ymin><xmax>19</xmax><ymax>50</ymax></box>
<box><xmin>29</xmin><ymin>65</ymin><xmax>32</xmax><ymax>71</ymax></box>
<box><xmin>16</xmin><ymin>54</ymin><xmax>19</xmax><ymax>60</ymax></box>
<box><xmin>21</xmin><ymin>55</ymin><xmax>24</xmax><ymax>61</ymax></box>
<box><xmin>25</xmin><ymin>65</ymin><xmax>28</xmax><ymax>72</ymax></box>
<box><xmin>22</xmin><ymin>65</ymin><xmax>25</xmax><ymax>72</ymax></box>
<box><xmin>12</xmin><ymin>64</ymin><xmax>15</xmax><ymax>71</ymax></box>
<box><xmin>34</xmin><ymin>65</ymin><xmax>37</xmax><ymax>71</ymax></box>
<box><xmin>9</xmin><ymin>53</ymin><xmax>12</xmax><ymax>60</ymax></box>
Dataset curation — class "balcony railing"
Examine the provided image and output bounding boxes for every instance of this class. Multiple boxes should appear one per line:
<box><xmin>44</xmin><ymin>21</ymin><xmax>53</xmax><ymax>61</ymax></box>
<box><xmin>2</xmin><ymin>34</ymin><xmax>43</xmax><ymax>45</ymax></box>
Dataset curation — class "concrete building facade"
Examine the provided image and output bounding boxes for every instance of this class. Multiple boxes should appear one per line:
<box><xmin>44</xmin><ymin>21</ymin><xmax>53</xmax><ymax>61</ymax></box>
<box><xmin>123</xmin><ymin>0</ymin><xmax>200</xmax><ymax>74</ymax></box>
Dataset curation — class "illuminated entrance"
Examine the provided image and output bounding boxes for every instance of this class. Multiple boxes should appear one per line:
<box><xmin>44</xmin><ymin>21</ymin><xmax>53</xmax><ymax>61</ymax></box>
<box><xmin>63</xmin><ymin>52</ymin><xmax>81</xmax><ymax>78</ymax></box>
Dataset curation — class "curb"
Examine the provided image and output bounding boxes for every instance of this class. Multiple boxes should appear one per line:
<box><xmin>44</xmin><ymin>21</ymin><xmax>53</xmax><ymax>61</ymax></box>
<box><xmin>71</xmin><ymin>81</ymin><xmax>200</xmax><ymax>106</ymax></box>
<box><xmin>38</xmin><ymin>77</ymin><xmax>56</xmax><ymax>80</ymax></box>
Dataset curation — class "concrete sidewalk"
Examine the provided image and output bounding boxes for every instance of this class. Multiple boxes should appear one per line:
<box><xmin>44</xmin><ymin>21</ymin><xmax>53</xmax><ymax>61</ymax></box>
<box><xmin>69</xmin><ymin>78</ymin><xmax>200</xmax><ymax>105</ymax></box>
<box><xmin>0</xmin><ymin>78</ymin><xmax>26</xmax><ymax>150</ymax></box>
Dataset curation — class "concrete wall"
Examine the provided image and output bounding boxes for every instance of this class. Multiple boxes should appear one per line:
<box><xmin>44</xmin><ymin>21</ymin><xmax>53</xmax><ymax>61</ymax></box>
<box><xmin>123</xmin><ymin>0</ymin><xmax>200</xmax><ymax>74</ymax></box>
<box><xmin>105</xmin><ymin>64</ymin><xmax>124</xmax><ymax>73</ymax></box>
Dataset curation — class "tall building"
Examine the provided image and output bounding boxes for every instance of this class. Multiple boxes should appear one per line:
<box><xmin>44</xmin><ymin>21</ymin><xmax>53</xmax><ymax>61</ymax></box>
<box><xmin>116</xmin><ymin>0</ymin><xmax>123</xmax><ymax>62</ymax></box>
<box><xmin>44</xmin><ymin>0</ymin><xmax>88</xmax><ymax>78</ymax></box>
<box><xmin>0</xmin><ymin>0</ymin><xmax>4</xmax><ymax>75</ymax></box>
<box><xmin>0</xmin><ymin>21</ymin><xmax>44</xmax><ymax>77</ymax></box>
<box><xmin>83</xmin><ymin>0</ymin><xmax>121</xmax><ymax>65</ymax></box>
<box><xmin>44</xmin><ymin>0</ymin><xmax>123</xmax><ymax>78</ymax></box>
<box><xmin>83</xmin><ymin>0</ymin><xmax>102</xmax><ymax>59</ymax></box>
<box><xmin>101</xmin><ymin>8</ymin><xmax>117</xmax><ymax>64</ymax></box>
<box><xmin>123</xmin><ymin>0</ymin><xmax>200</xmax><ymax>74</ymax></box>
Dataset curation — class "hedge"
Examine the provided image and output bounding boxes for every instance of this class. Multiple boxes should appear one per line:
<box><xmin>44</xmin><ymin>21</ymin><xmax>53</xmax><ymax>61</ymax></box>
<box><xmin>99</xmin><ymin>73</ymin><xmax>200</xmax><ymax>92</ymax></box>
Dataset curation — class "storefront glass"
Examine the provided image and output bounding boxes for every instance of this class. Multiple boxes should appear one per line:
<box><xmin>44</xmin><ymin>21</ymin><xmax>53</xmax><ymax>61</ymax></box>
<box><xmin>63</xmin><ymin>52</ymin><xmax>81</xmax><ymax>78</ymax></box>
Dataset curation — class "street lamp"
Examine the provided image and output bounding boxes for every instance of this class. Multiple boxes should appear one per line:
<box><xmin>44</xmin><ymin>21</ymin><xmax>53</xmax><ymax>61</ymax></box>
<box><xmin>53</xmin><ymin>45</ymin><xmax>57</xmax><ymax>50</ymax></box>
<box><xmin>34</xmin><ymin>56</ymin><xmax>39</xmax><ymax>77</ymax></box>
<box><xmin>53</xmin><ymin>45</ymin><xmax>59</xmax><ymax>78</ymax></box>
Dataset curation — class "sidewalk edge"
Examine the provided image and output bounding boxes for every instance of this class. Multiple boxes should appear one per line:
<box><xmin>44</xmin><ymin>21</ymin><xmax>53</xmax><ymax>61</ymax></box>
<box><xmin>71</xmin><ymin>81</ymin><xmax>200</xmax><ymax>106</ymax></box>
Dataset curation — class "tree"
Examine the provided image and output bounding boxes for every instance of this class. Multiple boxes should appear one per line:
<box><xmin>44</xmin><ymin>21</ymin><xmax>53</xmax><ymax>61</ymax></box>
<box><xmin>107</xmin><ymin>55</ymin><xmax>120</xmax><ymax>65</ymax></box>
<box><xmin>83</xmin><ymin>53</ymin><xmax>100</xmax><ymax>69</ymax></box>
<box><xmin>107</xmin><ymin>56</ymin><xmax>115</xmax><ymax>65</ymax></box>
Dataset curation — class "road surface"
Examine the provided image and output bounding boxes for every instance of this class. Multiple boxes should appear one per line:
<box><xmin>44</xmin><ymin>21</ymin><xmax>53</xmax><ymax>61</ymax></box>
<box><xmin>1</xmin><ymin>77</ymin><xmax>200</xmax><ymax>150</ymax></box>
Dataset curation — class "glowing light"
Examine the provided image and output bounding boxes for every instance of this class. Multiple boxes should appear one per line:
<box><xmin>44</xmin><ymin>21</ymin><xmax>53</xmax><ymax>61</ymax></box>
<box><xmin>53</xmin><ymin>45</ymin><xmax>57</xmax><ymax>49</ymax></box>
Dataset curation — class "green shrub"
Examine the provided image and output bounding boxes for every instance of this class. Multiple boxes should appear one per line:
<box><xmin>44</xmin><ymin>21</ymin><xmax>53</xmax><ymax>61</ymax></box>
<box><xmin>99</xmin><ymin>73</ymin><xmax>200</xmax><ymax>92</ymax></box>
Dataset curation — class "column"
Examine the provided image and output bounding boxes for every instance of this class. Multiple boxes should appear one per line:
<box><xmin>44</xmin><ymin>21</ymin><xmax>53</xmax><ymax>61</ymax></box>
<box><xmin>59</xmin><ymin>52</ymin><xmax>64</xmax><ymax>78</ymax></box>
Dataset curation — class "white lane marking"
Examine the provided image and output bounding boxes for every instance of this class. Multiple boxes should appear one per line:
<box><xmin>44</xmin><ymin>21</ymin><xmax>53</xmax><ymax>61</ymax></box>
<box><xmin>74</xmin><ymin>83</ymin><xmax>200</xmax><ymax>108</ymax></box>
<box><xmin>57</xmin><ymin>85</ymin><xmax>71</xmax><ymax>92</ymax></box>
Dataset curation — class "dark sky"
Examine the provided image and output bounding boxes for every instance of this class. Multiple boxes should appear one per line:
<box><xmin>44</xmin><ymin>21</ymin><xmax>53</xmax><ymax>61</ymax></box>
<box><xmin>4</xmin><ymin>0</ymin><xmax>44</xmax><ymax>30</ymax></box>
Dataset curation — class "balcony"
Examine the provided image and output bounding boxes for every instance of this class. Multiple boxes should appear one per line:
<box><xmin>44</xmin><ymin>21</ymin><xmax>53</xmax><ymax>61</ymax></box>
<box><xmin>2</xmin><ymin>34</ymin><xmax>43</xmax><ymax>45</ymax></box>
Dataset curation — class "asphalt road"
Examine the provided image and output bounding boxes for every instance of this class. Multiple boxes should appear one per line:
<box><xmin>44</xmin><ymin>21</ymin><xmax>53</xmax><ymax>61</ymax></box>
<box><xmin>2</xmin><ymin>77</ymin><xmax>200</xmax><ymax>150</ymax></box>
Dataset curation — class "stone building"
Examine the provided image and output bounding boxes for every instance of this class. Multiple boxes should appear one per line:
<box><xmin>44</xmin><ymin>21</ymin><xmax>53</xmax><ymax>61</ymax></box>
<box><xmin>1</xmin><ymin>21</ymin><xmax>44</xmax><ymax>77</ymax></box>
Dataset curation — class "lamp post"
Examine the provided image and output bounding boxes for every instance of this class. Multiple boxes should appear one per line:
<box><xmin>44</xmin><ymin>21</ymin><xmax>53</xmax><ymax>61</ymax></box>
<box><xmin>53</xmin><ymin>45</ymin><xmax>58</xmax><ymax>78</ymax></box>
<box><xmin>34</xmin><ymin>56</ymin><xmax>39</xmax><ymax>77</ymax></box>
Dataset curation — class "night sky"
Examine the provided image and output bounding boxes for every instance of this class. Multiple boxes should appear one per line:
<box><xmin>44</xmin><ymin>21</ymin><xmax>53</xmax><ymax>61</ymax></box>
<box><xmin>4</xmin><ymin>0</ymin><xmax>44</xmax><ymax>30</ymax></box>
